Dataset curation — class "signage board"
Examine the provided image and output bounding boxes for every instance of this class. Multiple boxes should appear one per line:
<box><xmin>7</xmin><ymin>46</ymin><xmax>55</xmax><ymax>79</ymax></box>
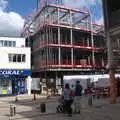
<box><xmin>0</xmin><ymin>69</ymin><xmax>32</xmax><ymax>76</ymax></box>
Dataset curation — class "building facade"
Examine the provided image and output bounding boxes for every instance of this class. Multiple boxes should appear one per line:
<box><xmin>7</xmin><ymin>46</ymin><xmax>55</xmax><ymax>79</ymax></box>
<box><xmin>102</xmin><ymin>0</ymin><xmax>120</xmax><ymax>70</ymax></box>
<box><xmin>0</xmin><ymin>37</ymin><xmax>31</xmax><ymax>95</ymax></box>
<box><xmin>102</xmin><ymin>0</ymin><xmax>120</xmax><ymax>103</ymax></box>
<box><xmin>21</xmin><ymin>3</ymin><xmax>106</xmax><ymax>94</ymax></box>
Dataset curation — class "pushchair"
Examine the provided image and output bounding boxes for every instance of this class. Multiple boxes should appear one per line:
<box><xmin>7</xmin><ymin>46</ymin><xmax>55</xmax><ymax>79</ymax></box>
<box><xmin>56</xmin><ymin>96</ymin><xmax>66</xmax><ymax>113</ymax></box>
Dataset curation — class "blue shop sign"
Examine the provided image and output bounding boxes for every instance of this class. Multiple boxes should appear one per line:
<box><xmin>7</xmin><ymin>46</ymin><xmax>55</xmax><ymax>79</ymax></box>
<box><xmin>0</xmin><ymin>69</ymin><xmax>32</xmax><ymax>76</ymax></box>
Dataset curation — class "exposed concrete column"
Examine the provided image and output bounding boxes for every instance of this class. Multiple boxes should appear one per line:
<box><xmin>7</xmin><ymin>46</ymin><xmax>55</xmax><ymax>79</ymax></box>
<box><xmin>27</xmin><ymin>76</ymin><xmax>32</xmax><ymax>95</ymax></box>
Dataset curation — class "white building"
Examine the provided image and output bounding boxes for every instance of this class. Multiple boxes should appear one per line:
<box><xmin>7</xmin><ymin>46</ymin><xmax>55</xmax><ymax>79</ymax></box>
<box><xmin>0</xmin><ymin>37</ymin><xmax>31</xmax><ymax>95</ymax></box>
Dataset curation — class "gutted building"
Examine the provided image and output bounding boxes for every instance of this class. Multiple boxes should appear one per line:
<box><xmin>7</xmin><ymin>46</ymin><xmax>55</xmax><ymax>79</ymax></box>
<box><xmin>21</xmin><ymin>2</ymin><xmax>106</xmax><ymax>93</ymax></box>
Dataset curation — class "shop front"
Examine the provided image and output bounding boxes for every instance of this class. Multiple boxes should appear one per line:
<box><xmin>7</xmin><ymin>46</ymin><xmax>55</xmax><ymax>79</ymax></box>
<box><xmin>0</xmin><ymin>69</ymin><xmax>31</xmax><ymax>95</ymax></box>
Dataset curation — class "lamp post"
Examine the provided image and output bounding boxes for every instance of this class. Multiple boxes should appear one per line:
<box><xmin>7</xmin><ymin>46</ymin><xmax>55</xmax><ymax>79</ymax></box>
<box><xmin>102</xmin><ymin>0</ymin><xmax>118</xmax><ymax>104</ymax></box>
<box><xmin>107</xmin><ymin>33</ymin><xmax>117</xmax><ymax>104</ymax></box>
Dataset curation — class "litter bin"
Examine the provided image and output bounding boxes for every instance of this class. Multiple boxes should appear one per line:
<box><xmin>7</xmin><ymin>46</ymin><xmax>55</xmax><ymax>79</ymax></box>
<box><xmin>40</xmin><ymin>102</ymin><xmax>46</xmax><ymax>113</ymax></box>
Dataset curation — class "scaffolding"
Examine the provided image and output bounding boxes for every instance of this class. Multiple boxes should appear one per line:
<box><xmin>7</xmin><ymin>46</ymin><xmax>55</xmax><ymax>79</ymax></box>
<box><xmin>21</xmin><ymin>3</ymin><xmax>105</xmax><ymax>72</ymax></box>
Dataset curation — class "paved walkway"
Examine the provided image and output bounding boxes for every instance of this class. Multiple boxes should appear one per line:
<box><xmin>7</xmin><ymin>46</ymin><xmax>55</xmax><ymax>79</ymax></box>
<box><xmin>0</xmin><ymin>95</ymin><xmax>120</xmax><ymax>120</ymax></box>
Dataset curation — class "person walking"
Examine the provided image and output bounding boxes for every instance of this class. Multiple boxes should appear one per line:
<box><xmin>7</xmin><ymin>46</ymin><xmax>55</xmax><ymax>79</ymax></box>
<box><xmin>74</xmin><ymin>80</ymin><xmax>83</xmax><ymax>114</ymax></box>
<box><xmin>62</xmin><ymin>83</ymin><xmax>73</xmax><ymax>116</ymax></box>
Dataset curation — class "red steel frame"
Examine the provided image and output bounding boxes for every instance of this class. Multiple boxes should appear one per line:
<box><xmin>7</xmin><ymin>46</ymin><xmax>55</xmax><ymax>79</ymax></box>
<box><xmin>21</xmin><ymin>3</ymin><xmax>105</xmax><ymax>70</ymax></box>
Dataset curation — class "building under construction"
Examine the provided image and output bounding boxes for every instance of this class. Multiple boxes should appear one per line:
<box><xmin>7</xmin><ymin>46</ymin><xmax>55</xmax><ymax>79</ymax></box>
<box><xmin>21</xmin><ymin>1</ymin><xmax>106</xmax><ymax>92</ymax></box>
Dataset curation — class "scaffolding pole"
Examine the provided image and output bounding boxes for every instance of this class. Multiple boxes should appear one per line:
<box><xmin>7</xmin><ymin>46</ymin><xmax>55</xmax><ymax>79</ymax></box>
<box><xmin>70</xmin><ymin>10</ymin><xmax>73</xmax><ymax>65</ymax></box>
<box><xmin>90</xmin><ymin>14</ymin><xmax>95</xmax><ymax>66</ymax></box>
<box><xmin>57</xmin><ymin>8</ymin><xmax>61</xmax><ymax>66</ymax></box>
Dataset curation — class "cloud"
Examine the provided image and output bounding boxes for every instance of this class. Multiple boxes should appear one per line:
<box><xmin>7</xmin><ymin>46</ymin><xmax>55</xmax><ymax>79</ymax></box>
<box><xmin>0</xmin><ymin>0</ymin><xmax>8</xmax><ymax>11</ymax></box>
<box><xmin>0</xmin><ymin>0</ymin><xmax>24</xmax><ymax>37</ymax></box>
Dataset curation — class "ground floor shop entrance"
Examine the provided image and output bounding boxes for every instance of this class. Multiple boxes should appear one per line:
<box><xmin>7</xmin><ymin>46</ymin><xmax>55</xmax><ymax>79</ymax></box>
<box><xmin>0</xmin><ymin>69</ymin><xmax>32</xmax><ymax>96</ymax></box>
<box><xmin>0</xmin><ymin>77</ymin><xmax>27</xmax><ymax>95</ymax></box>
<box><xmin>12</xmin><ymin>77</ymin><xmax>27</xmax><ymax>95</ymax></box>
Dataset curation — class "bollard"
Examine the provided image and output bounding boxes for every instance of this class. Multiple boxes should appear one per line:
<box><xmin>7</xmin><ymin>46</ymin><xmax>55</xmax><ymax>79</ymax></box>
<box><xmin>10</xmin><ymin>104</ymin><xmax>14</xmax><ymax>117</ymax></box>
<box><xmin>88</xmin><ymin>95</ymin><xmax>93</xmax><ymax>106</ymax></box>
<box><xmin>13</xmin><ymin>105</ymin><xmax>16</xmax><ymax>115</ymax></box>
<box><xmin>40</xmin><ymin>102</ymin><xmax>46</xmax><ymax>113</ymax></box>
<box><xmin>9</xmin><ymin>104</ymin><xmax>16</xmax><ymax>120</ymax></box>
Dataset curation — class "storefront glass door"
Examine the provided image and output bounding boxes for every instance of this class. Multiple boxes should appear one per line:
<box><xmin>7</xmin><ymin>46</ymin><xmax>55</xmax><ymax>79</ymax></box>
<box><xmin>12</xmin><ymin>78</ymin><xmax>27</xmax><ymax>95</ymax></box>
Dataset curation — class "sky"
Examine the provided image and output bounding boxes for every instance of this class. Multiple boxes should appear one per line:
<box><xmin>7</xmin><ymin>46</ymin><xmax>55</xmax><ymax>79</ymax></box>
<box><xmin>0</xmin><ymin>0</ymin><xmax>103</xmax><ymax>37</ymax></box>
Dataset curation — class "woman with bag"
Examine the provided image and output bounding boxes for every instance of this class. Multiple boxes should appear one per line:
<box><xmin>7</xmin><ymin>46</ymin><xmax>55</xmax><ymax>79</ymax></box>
<box><xmin>62</xmin><ymin>83</ymin><xmax>73</xmax><ymax>116</ymax></box>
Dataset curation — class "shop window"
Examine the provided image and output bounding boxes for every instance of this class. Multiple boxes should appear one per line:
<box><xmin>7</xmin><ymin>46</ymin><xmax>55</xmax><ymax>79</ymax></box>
<box><xmin>8</xmin><ymin>54</ymin><xmax>26</xmax><ymax>63</ymax></box>
<box><xmin>0</xmin><ymin>79</ymin><xmax>12</xmax><ymax>95</ymax></box>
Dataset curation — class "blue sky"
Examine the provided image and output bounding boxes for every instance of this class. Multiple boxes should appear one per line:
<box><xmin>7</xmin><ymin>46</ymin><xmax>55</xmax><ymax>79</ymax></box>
<box><xmin>8</xmin><ymin>0</ymin><xmax>103</xmax><ymax>21</ymax></box>
<box><xmin>8</xmin><ymin>0</ymin><xmax>36</xmax><ymax>17</ymax></box>
<box><xmin>0</xmin><ymin>0</ymin><xmax>103</xmax><ymax>36</ymax></box>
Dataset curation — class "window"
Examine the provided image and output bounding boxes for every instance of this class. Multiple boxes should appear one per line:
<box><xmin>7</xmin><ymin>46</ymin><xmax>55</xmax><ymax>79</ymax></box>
<box><xmin>8</xmin><ymin>54</ymin><xmax>13</xmax><ymax>62</ymax></box>
<box><xmin>0</xmin><ymin>40</ymin><xmax>3</xmax><ymax>47</ymax></box>
<box><xmin>17</xmin><ymin>54</ymin><xmax>21</xmax><ymax>62</ymax></box>
<box><xmin>13</xmin><ymin>54</ymin><xmax>17</xmax><ymax>62</ymax></box>
<box><xmin>13</xmin><ymin>41</ymin><xmax>16</xmax><ymax>47</ymax></box>
<box><xmin>22</xmin><ymin>54</ymin><xmax>26</xmax><ymax>62</ymax></box>
<box><xmin>8</xmin><ymin>54</ymin><xmax>26</xmax><ymax>63</ymax></box>
<box><xmin>4</xmin><ymin>41</ymin><xmax>7</xmax><ymax>46</ymax></box>
<box><xmin>0</xmin><ymin>40</ymin><xmax>16</xmax><ymax>47</ymax></box>
<box><xmin>8</xmin><ymin>41</ymin><xmax>12</xmax><ymax>47</ymax></box>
